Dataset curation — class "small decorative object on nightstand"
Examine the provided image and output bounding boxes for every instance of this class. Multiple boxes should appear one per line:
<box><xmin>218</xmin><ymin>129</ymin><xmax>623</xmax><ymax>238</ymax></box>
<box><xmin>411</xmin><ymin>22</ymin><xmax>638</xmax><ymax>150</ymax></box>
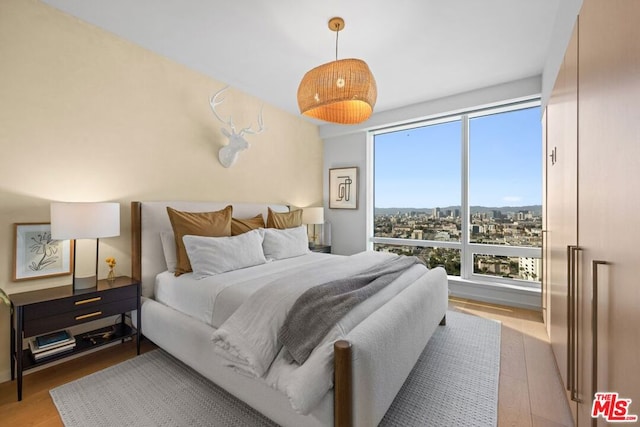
<box><xmin>105</xmin><ymin>257</ymin><xmax>117</xmax><ymax>282</ymax></box>
<box><xmin>8</xmin><ymin>276</ymin><xmax>141</xmax><ymax>401</ymax></box>
<box><xmin>310</xmin><ymin>245</ymin><xmax>331</xmax><ymax>254</ymax></box>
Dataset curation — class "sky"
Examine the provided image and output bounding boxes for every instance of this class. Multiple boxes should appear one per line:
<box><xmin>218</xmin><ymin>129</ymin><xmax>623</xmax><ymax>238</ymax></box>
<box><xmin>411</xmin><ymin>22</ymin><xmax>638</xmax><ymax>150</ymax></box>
<box><xmin>374</xmin><ymin>106</ymin><xmax>542</xmax><ymax>208</ymax></box>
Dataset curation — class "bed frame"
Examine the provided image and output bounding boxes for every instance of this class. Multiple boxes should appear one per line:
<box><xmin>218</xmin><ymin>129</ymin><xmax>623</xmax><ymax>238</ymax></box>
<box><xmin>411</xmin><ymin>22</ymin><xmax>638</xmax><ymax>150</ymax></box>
<box><xmin>130</xmin><ymin>201</ymin><xmax>448</xmax><ymax>427</ymax></box>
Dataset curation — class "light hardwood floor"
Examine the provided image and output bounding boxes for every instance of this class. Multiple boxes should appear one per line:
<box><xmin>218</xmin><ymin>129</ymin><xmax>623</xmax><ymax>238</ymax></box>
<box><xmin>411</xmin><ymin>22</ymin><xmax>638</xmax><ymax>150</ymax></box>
<box><xmin>449</xmin><ymin>298</ymin><xmax>574</xmax><ymax>427</ymax></box>
<box><xmin>0</xmin><ymin>298</ymin><xmax>574</xmax><ymax>426</ymax></box>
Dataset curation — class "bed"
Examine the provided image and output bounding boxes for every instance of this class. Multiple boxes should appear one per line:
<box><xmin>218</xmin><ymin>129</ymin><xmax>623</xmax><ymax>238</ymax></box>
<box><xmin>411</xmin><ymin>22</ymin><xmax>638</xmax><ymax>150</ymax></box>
<box><xmin>131</xmin><ymin>201</ymin><xmax>448</xmax><ymax>427</ymax></box>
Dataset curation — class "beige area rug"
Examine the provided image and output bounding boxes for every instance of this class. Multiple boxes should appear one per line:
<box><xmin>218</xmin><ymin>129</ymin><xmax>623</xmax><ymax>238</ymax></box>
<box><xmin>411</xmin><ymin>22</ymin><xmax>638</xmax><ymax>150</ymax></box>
<box><xmin>50</xmin><ymin>310</ymin><xmax>500</xmax><ymax>426</ymax></box>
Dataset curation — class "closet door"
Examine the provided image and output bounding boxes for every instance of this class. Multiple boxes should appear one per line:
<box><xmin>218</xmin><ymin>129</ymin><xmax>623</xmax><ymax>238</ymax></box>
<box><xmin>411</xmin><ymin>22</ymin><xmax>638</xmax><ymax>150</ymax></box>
<box><xmin>577</xmin><ymin>0</ymin><xmax>640</xmax><ymax>424</ymax></box>
<box><xmin>546</xmin><ymin>21</ymin><xmax>578</xmax><ymax>414</ymax></box>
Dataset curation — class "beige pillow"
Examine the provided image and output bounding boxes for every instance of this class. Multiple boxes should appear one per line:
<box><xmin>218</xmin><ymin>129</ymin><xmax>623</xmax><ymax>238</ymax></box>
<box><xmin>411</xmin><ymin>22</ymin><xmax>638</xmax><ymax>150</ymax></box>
<box><xmin>231</xmin><ymin>214</ymin><xmax>265</xmax><ymax>236</ymax></box>
<box><xmin>166</xmin><ymin>205</ymin><xmax>232</xmax><ymax>276</ymax></box>
<box><xmin>266</xmin><ymin>207</ymin><xmax>303</xmax><ymax>229</ymax></box>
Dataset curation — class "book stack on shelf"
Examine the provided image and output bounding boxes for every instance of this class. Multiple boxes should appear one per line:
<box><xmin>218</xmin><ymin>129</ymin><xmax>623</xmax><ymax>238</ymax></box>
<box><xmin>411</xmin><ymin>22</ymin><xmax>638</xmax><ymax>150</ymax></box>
<box><xmin>28</xmin><ymin>329</ymin><xmax>76</xmax><ymax>361</ymax></box>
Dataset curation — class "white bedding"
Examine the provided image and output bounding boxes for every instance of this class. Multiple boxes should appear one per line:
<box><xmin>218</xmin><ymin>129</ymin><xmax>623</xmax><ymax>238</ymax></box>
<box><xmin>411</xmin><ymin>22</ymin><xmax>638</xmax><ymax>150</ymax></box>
<box><xmin>155</xmin><ymin>252</ymin><xmax>338</xmax><ymax>328</ymax></box>
<box><xmin>211</xmin><ymin>251</ymin><xmax>430</xmax><ymax>414</ymax></box>
<box><xmin>155</xmin><ymin>249</ymin><xmax>427</xmax><ymax>414</ymax></box>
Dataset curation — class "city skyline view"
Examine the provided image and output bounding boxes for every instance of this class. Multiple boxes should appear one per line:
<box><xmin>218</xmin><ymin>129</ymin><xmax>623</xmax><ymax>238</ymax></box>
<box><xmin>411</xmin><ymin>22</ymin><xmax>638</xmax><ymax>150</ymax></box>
<box><xmin>373</xmin><ymin>207</ymin><xmax>543</xmax><ymax>282</ymax></box>
<box><xmin>373</xmin><ymin>105</ymin><xmax>542</xmax><ymax>284</ymax></box>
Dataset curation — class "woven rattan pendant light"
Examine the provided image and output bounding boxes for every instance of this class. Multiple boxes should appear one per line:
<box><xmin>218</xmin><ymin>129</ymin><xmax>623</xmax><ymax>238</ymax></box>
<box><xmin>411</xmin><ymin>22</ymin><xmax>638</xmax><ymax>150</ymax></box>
<box><xmin>297</xmin><ymin>17</ymin><xmax>377</xmax><ymax>125</ymax></box>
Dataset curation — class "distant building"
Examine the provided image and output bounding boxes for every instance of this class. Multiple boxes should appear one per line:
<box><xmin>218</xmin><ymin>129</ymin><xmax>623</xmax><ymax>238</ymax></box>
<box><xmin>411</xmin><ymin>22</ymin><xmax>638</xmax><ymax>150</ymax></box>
<box><xmin>519</xmin><ymin>257</ymin><xmax>541</xmax><ymax>281</ymax></box>
<box><xmin>434</xmin><ymin>231</ymin><xmax>450</xmax><ymax>241</ymax></box>
<box><xmin>476</xmin><ymin>257</ymin><xmax>511</xmax><ymax>276</ymax></box>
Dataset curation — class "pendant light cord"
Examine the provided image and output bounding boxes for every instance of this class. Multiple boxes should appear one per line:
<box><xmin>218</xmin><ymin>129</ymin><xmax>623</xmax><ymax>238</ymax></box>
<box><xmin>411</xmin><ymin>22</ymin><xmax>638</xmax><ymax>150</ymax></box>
<box><xmin>335</xmin><ymin>27</ymin><xmax>339</xmax><ymax>61</ymax></box>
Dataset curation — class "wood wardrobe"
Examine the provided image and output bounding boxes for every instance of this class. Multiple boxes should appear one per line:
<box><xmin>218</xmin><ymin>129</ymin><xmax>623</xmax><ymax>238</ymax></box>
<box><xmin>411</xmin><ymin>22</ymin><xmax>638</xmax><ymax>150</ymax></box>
<box><xmin>543</xmin><ymin>0</ymin><xmax>640</xmax><ymax>426</ymax></box>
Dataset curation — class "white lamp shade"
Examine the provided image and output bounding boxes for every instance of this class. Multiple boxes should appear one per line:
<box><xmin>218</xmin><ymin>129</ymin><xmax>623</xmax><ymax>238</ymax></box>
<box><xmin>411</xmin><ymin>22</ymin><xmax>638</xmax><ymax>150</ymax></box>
<box><xmin>50</xmin><ymin>202</ymin><xmax>120</xmax><ymax>240</ymax></box>
<box><xmin>302</xmin><ymin>207</ymin><xmax>325</xmax><ymax>225</ymax></box>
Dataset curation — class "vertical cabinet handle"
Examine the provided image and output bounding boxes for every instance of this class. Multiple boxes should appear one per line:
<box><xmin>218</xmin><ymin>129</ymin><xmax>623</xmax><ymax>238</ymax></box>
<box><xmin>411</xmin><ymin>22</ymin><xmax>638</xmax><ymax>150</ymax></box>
<box><xmin>592</xmin><ymin>260</ymin><xmax>607</xmax><ymax>420</ymax></box>
<box><xmin>571</xmin><ymin>246</ymin><xmax>581</xmax><ymax>403</ymax></box>
<box><xmin>567</xmin><ymin>245</ymin><xmax>581</xmax><ymax>402</ymax></box>
<box><xmin>566</xmin><ymin>245</ymin><xmax>575</xmax><ymax>392</ymax></box>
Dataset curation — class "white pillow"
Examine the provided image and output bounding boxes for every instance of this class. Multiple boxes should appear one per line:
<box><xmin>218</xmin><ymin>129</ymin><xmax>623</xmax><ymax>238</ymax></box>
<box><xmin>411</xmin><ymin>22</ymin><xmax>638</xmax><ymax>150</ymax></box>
<box><xmin>183</xmin><ymin>229</ymin><xmax>266</xmax><ymax>278</ymax></box>
<box><xmin>160</xmin><ymin>231</ymin><xmax>178</xmax><ymax>273</ymax></box>
<box><xmin>262</xmin><ymin>225</ymin><xmax>310</xmax><ymax>261</ymax></box>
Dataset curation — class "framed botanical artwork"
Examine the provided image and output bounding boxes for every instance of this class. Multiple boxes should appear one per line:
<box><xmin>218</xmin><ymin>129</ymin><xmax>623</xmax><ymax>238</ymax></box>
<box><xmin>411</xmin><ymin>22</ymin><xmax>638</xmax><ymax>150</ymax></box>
<box><xmin>329</xmin><ymin>167</ymin><xmax>358</xmax><ymax>209</ymax></box>
<box><xmin>13</xmin><ymin>223</ymin><xmax>73</xmax><ymax>281</ymax></box>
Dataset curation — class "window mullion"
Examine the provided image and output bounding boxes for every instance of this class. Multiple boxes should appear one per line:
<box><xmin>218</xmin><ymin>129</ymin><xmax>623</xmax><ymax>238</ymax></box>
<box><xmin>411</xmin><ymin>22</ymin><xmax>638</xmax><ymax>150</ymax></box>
<box><xmin>460</xmin><ymin>114</ymin><xmax>471</xmax><ymax>279</ymax></box>
<box><xmin>365</xmin><ymin>131</ymin><xmax>375</xmax><ymax>251</ymax></box>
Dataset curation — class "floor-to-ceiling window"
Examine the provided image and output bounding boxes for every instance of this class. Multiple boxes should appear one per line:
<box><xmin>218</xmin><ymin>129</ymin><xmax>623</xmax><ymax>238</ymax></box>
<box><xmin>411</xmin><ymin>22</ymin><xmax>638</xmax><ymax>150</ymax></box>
<box><xmin>372</xmin><ymin>100</ymin><xmax>542</xmax><ymax>288</ymax></box>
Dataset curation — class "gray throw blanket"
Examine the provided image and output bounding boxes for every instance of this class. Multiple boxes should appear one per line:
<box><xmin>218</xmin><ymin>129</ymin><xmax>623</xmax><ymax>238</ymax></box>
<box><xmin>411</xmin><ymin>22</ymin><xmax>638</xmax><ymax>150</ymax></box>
<box><xmin>278</xmin><ymin>255</ymin><xmax>422</xmax><ymax>364</ymax></box>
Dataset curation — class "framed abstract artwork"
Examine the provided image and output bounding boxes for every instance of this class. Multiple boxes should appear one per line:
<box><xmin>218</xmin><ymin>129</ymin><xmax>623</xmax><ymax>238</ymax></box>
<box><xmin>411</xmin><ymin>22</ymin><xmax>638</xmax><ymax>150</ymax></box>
<box><xmin>329</xmin><ymin>167</ymin><xmax>358</xmax><ymax>209</ymax></box>
<box><xmin>13</xmin><ymin>223</ymin><xmax>73</xmax><ymax>281</ymax></box>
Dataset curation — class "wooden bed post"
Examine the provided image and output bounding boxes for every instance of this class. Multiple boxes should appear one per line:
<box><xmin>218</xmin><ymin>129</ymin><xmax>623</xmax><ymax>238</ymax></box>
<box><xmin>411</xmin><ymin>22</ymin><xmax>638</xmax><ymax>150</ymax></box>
<box><xmin>334</xmin><ymin>340</ymin><xmax>353</xmax><ymax>427</ymax></box>
<box><xmin>131</xmin><ymin>202</ymin><xmax>142</xmax><ymax>282</ymax></box>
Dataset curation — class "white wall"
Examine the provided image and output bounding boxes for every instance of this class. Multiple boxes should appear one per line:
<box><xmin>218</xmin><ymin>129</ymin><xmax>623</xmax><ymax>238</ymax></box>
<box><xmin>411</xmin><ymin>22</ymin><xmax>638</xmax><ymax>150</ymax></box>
<box><xmin>541</xmin><ymin>0</ymin><xmax>582</xmax><ymax>109</ymax></box>
<box><xmin>323</xmin><ymin>132</ymin><xmax>368</xmax><ymax>255</ymax></box>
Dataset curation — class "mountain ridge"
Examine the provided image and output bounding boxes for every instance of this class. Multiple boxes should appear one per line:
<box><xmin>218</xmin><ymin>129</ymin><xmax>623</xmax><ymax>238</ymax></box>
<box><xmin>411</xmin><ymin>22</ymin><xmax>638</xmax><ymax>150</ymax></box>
<box><xmin>375</xmin><ymin>205</ymin><xmax>542</xmax><ymax>215</ymax></box>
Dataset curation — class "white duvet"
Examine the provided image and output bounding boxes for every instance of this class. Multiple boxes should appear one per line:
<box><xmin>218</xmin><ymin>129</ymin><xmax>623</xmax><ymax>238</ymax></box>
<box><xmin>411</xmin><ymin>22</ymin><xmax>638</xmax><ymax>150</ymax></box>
<box><xmin>155</xmin><ymin>253</ymin><xmax>335</xmax><ymax>328</ymax></box>
<box><xmin>211</xmin><ymin>251</ymin><xmax>430</xmax><ymax>414</ymax></box>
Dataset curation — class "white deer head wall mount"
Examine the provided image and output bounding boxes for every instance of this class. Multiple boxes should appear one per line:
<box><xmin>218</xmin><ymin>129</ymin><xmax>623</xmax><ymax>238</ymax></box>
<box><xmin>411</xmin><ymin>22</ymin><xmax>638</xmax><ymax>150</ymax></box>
<box><xmin>209</xmin><ymin>86</ymin><xmax>265</xmax><ymax>168</ymax></box>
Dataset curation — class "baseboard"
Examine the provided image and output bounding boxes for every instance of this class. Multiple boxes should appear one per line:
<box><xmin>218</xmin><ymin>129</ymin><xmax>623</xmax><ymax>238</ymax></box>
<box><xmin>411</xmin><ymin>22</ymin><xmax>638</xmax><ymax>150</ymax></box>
<box><xmin>448</xmin><ymin>277</ymin><xmax>541</xmax><ymax>311</ymax></box>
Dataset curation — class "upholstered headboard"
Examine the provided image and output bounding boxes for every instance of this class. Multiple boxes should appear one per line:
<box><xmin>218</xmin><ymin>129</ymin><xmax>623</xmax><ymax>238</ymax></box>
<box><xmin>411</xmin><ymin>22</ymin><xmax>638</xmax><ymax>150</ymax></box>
<box><xmin>131</xmin><ymin>201</ymin><xmax>289</xmax><ymax>298</ymax></box>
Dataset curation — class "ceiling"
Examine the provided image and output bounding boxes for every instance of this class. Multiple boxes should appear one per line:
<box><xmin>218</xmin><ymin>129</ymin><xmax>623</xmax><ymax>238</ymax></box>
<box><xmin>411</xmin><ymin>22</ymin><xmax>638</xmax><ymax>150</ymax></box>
<box><xmin>42</xmin><ymin>0</ymin><xmax>565</xmax><ymax>122</ymax></box>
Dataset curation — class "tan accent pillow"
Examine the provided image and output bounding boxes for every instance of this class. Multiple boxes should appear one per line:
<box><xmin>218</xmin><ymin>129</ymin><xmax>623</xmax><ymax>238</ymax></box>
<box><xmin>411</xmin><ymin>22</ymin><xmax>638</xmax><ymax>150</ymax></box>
<box><xmin>266</xmin><ymin>207</ymin><xmax>303</xmax><ymax>229</ymax></box>
<box><xmin>166</xmin><ymin>205</ymin><xmax>232</xmax><ymax>276</ymax></box>
<box><xmin>231</xmin><ymin>214</ymin><xmax>265</xmax><ymax>236</ymax></box>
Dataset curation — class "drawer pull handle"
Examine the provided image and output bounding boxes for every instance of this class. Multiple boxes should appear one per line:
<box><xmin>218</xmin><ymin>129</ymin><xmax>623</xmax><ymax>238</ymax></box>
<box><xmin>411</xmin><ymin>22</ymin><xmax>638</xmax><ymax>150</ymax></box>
<box><xmin>75</xmin><ymin>311</ymin><xmax>102</xmax><ymax>320</ymax></box>
<box><xmin>74</xmin><ymin>297</ymin><xmax>102</xmax><ymax>305</ymax></box>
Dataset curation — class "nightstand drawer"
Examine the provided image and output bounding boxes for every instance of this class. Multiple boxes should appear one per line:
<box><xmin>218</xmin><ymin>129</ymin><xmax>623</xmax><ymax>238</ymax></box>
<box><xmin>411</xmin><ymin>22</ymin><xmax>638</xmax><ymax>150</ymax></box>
<box><xmin>23</xmin><ymin>285</ymin><xmax>137</xmax><ymax>322</ymax></box>
<box><xmin>23</xmin><ymin>297</ymin><xmax>138</xmax><ymax>337</ymax></box>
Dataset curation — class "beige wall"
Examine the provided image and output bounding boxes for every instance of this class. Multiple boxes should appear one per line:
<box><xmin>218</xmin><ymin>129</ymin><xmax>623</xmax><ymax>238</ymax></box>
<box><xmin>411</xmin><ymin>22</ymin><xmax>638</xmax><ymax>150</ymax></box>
<box><xmin>0</xmin><ymin>0</ymin><xmax>322</xmax><ymax>381</ymax></box>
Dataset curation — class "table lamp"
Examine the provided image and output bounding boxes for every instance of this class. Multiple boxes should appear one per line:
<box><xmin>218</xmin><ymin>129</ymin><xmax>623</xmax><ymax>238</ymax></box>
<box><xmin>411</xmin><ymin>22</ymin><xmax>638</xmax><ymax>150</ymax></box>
<box><xmin>302</xmin><ymin>207</ymin><xmax>324</xmax><ymax>248</ymax></box>
<box><xmin>50</xmin><ymin>202</ymin><xmax>120</xmax><ymax>291</ymax></box>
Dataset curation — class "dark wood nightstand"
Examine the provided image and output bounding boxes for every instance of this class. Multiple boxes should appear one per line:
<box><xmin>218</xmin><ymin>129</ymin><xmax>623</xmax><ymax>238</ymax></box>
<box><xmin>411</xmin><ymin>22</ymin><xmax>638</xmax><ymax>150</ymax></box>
<box><xmin>9</xmin><ymin>276</ymin><xmax>141</xmax><ymax>401</ymax></box>
<box><xmin>310</xmin><ymin>245</ymin><xmax>331</xmax><ymax>253</ymax></box>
